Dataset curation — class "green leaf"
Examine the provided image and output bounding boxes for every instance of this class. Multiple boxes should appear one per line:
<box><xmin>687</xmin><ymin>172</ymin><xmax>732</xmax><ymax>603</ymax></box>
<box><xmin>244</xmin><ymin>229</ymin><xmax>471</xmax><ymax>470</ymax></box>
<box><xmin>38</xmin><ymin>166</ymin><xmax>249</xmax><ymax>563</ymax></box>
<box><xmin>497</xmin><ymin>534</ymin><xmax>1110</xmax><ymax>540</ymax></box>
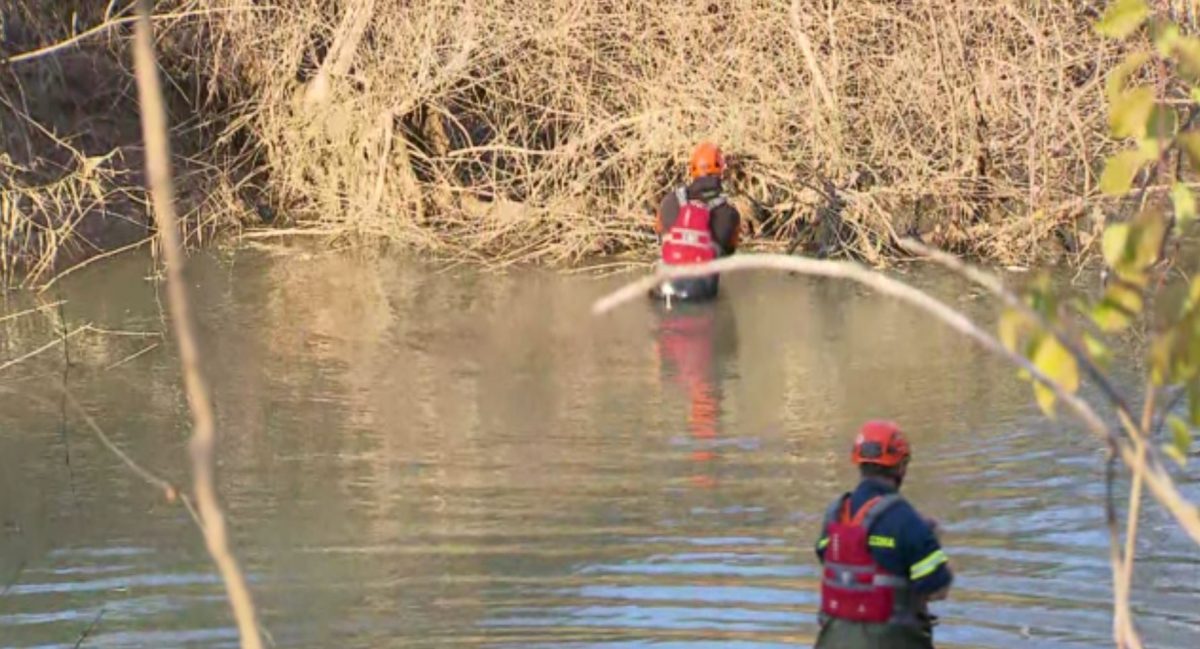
<box><xmin>1179</xmin><ymin>336</ymin><xmax>1200</xmax><ymax>383</ymax></box>
<box><xmin>1025</xmin><ymin>272</ymin><xmax>1058</xmax><ymax>319</ymax></box>
<box><xmin>1099</xmin><ymin>301</ymin><xmax>1132</xmax><ymax>333</ymax></box>
<box><xmin>1189</xmin><ymin>276</ymin><xmax>1200</xmax><ymax>307</ymax></box>
<box><xmin>1097</xmin><ymin>0</ymin><xmax>1150</xmax><ymax>39</ymax></box>
<box><xmin>1109</xmin><ymin>86</ymin><xmax>1156</xmax><ymax>139</ymax></box>
<box><xmin>999</xmin><ymin>309</ymin><xmax>1024</xmax><ymax>353</ymax></box>
<box><xmin>1172</xmin><ymin>183</ymin><xmax>1197</xmax><ymax>225</ymax></box>
<box><xmin>1032</xmin><ymin>337</ymin><xmax>1079</xmax><ymax>418</ymax></box>
<box><xmin>1166</xmin><ymin>416</ymin><xmax>1192</xmax><ymax>467</ymax></box>
<box><xmin>1191</xmin><ymin>87</ymin><xmax>1200</xmax><ymax>104</ymax></box>
<box><xmin>1103</xmin><ymin>222</ymin><xmax>1131</xmax><ymax>267</ymax></box>
<box><xmin>1151</xmin><ymin>333</ymin><xmax>1174</xmax><ymax>385</ymax></box>
<box><xmin>1163</xmin><ymin>443</ymin><xmax>1188</xmax><ymax>467</ymax></box>
<box><xmin>1132</xmin><ymin>209</ymin><xmax>1167</xmax><ymax>270</ymax></box>
<box><xmin>1100</xmin><ymin>150</ymin><xmax>1152</xmax><ymax>195</ymax></box>
<box><xmin>1174</xmin><ymin>36</ymin><xmax>1200</xmax><ymax>80</ymax></box>
<box><xmin>1155</xmin><ymin>22</ymin><xmax>1182</xmax><ymax>57</ymax></box>
<box><xmin>1179</xmin><ymin>131</ymin><xmax>1200</xmax><ymax>169</ymax></box>
<box><xmin>1190</xmin><ymin>378</ymin><xmax>1200</xmax><ymax>425</ymax></box>
<box><xmin>1083</xmin><ymin>332</ymin><xmax>1113</xmax><ymax>369</ymax></box>
<box><xmin>1143</xmin><ymin>103</ymin><xmax>1179</xmax><ymax>147</ymax></box>
<box><xmin>1092</xmin><ymin>282</ymin><xmax>1145</xmax><ymax>332</ymax></box>
<box><xmin>1107</xmin><ymin>51</ymin><xmax>1152</xmax><ymax>101</ymax></box>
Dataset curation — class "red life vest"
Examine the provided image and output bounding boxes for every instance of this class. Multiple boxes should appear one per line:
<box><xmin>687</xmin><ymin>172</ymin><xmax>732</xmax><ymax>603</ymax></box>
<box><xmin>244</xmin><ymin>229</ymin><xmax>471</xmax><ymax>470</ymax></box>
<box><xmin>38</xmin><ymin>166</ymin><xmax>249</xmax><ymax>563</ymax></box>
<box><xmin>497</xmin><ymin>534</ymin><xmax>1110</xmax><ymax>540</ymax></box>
<box><xmin>661</xmin><ymin>187</ymin><xmax>724</xmax><ymax>266</ymax></box>
<box><xmin>819</xmin><ymin>493</ymin><xmax>914</xmax><ymax>625</ymax></box>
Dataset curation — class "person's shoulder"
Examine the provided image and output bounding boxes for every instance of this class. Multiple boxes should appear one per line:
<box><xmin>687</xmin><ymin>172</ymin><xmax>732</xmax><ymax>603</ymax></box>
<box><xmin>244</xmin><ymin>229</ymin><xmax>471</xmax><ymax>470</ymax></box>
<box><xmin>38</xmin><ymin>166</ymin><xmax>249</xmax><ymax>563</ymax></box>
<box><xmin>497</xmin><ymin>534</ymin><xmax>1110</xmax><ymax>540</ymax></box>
<box><xmin>871</xmin><ymin>496</ymin><xmax>930</xmax><ymax>534</ymax></box>
<box><xmin>661</xmin><ymin>187</ymin><xmax>683</xmax><ymax>209</ymax></box>
<box><xmin>658</xmin><ymin>191</ymin><xmax>679</xmax><ymax>221</ymax></box>
<box><xmin>712</xmin><ymin>192</ymin><xmax>739</xmax><ymax>214</ymax></box>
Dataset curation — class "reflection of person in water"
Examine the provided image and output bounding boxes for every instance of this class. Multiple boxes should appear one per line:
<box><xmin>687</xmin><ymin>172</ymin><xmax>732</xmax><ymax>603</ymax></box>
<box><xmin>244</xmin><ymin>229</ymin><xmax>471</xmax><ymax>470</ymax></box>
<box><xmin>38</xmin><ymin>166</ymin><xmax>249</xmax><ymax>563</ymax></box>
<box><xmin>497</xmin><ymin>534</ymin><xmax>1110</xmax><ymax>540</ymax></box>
<box><xmin>654</xmin><ymin>300</ymin><xmax>739</xmax><ymax>488</ymax></box>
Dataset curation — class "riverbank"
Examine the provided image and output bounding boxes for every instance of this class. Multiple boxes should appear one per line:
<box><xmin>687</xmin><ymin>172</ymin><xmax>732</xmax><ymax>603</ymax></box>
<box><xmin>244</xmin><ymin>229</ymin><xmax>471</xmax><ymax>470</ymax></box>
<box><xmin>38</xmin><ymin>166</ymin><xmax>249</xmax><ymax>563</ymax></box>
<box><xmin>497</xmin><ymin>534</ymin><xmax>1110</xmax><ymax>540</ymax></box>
<box><xmin>0</xmin><ymin>1</ymin><xmax>1143</xmax><ymax>287</ymax></box>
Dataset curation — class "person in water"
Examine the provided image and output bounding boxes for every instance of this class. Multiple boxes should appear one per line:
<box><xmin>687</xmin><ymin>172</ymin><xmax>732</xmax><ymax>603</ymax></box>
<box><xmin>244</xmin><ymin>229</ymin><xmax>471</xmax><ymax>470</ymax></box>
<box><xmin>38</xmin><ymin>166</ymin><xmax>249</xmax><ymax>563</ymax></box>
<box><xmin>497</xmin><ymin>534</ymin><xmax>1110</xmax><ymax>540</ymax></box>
<box><xmin>653</xmin><ymin>141</ymin><xmax>742</xmax><ymax>302</ymax></box>
<box><xmin>814</xmin><ymin>421</ymin><xmax>953</xmax><ymax>649</ymax></box>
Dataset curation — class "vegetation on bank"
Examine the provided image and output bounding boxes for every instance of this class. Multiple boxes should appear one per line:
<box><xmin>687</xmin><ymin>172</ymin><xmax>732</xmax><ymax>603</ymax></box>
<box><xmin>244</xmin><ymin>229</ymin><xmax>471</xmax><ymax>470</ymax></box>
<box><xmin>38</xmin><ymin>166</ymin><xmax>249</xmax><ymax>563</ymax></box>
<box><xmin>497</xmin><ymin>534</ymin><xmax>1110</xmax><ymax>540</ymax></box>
<box><xmin>7</xmin><ymin>1</ymin><xmax>1188</xmax><ymax>285</ymax></box>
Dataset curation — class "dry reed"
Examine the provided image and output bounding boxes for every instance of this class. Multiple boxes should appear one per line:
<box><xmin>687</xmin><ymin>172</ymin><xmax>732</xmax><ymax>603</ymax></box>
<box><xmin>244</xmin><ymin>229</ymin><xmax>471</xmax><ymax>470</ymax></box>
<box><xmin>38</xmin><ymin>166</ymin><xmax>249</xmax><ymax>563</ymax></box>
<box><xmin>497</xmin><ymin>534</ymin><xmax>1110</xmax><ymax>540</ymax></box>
<box><xmin>1</xmin><ymin>1</ymin><xmax>1175</xmax><ymax>271</ymax></box>
<box><xmin>171</xmin><ymin>0</ymin><xmax>1130</xmax><ymax>266</ymax></box>
<box><xmin>1</xmin><ymin>1</ymin><xmax>260</xmax><ymax>287</ymax></box>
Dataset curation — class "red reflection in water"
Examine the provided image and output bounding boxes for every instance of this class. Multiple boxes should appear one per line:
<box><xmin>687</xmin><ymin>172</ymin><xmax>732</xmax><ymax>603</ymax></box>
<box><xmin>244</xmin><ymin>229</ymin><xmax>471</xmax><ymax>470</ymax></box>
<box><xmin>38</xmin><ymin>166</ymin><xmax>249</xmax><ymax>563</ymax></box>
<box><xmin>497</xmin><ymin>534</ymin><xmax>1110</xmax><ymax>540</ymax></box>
<box><xmin>656</xmin><ymin>304</ymin><xmax>721</xmax><ymax>488</ymax></box>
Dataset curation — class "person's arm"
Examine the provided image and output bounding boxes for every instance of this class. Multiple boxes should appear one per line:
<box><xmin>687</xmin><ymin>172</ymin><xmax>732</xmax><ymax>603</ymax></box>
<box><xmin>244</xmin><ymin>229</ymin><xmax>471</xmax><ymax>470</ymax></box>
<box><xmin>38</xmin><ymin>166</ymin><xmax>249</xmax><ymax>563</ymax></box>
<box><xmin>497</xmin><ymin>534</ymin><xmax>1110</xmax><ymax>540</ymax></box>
<box><xmin>815</xmin><ymin>524</ymin><xmax>829</xmax><ymax>563</ymax></box>
<box><xmin>710</xmin><ymin>204</ymin><xmax>741</xmax><ymax>255</ymax></box>
<box><xmin>656</xmin><ymin>193</ymin><xmax>678</xmax><ymax>242</ymax></box>
<box><xmin>925</xmin><ymin>584</ymin><xmax>951</xmax><ymax>601</ymax></box>
<box><xmin>901</xmin><ymin>508</ymin><xmax>953</xmax><ymax>599</ymax></box>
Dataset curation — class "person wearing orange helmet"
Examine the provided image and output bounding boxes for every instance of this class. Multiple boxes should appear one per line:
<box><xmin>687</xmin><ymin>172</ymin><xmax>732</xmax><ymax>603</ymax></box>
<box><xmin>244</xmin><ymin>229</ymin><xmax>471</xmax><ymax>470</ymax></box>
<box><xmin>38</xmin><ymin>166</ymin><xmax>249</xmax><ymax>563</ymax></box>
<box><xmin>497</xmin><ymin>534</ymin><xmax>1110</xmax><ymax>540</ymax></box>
<box><xmin>652</xmin><ymin>141</ymin><xmax>742</xmax><ymax>303</ymax></box>
<box><xmin>813</xmin><ymin>421</ymin><xmax>953</xmax><ymax>649</ymax></box>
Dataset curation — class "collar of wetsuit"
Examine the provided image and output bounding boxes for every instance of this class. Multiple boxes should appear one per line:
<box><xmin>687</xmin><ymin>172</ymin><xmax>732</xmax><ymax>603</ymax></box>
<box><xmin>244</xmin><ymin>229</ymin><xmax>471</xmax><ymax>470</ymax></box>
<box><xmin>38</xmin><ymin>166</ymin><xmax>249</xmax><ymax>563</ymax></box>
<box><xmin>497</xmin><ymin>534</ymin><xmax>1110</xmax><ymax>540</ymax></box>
<box><xmin>687</xmin><ymin>175</ymin><xmax>724</xmax><ymax>199</ymax></box>
<box><xmin>857</xmin><ymin>476</ymin><xmax>900</xmax><ymax>496</ymax></box>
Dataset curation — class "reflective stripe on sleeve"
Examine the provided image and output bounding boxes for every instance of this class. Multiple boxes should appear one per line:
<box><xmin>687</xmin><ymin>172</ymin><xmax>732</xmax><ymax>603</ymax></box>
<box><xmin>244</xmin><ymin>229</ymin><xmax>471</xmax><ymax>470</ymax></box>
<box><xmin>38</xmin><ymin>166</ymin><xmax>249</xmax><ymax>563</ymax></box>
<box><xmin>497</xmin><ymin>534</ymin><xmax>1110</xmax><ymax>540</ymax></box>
<box><xmin>910</xmin><ymin>549</ymin><xmax>948</xmax><ymax>580</ymax></box>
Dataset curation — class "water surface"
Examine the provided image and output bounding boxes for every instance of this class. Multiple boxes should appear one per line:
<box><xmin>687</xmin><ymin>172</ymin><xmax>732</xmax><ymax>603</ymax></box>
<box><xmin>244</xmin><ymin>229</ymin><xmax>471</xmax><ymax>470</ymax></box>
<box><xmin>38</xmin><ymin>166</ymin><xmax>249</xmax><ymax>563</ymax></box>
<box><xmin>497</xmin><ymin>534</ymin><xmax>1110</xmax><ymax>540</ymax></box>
<box><xmin>1</xmin><ymin>247</ymin><xmax>1198</xmax><ymax>648</ymax></box>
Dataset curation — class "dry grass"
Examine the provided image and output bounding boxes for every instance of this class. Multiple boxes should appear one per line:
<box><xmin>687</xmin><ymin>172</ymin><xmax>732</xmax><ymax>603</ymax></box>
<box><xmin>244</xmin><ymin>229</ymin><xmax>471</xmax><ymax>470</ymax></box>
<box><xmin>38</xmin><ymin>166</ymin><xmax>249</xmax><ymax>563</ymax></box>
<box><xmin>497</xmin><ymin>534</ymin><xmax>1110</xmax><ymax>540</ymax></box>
<box><xmin>0</xmin><ymin>1</ymin><xmax>259</xmax><ymax>287</ymax></box>
<box><xmin>173</xmin><ymin>0</ymin><xmax>1130</xmax><ymax>267</ymax></box>
<box><xmin>1</xmin><ymin>1</ymin><xmax>1180</xmax><ymax>273</ymax></box>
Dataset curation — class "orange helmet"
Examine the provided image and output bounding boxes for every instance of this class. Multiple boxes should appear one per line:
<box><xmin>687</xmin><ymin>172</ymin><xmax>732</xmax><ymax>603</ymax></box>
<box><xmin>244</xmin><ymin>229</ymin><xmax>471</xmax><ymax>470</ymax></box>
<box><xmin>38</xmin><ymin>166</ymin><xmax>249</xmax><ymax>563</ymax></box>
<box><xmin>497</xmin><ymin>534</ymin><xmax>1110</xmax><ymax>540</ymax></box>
<box><xmin>851</xmin><ymin>420</ymin><xmax>911</xmax><ymax>468</ymax></box>
<box><xmin>688</xmin><ymin>142</ymin><xmax>727</xmax><ymax>180</ymax></box>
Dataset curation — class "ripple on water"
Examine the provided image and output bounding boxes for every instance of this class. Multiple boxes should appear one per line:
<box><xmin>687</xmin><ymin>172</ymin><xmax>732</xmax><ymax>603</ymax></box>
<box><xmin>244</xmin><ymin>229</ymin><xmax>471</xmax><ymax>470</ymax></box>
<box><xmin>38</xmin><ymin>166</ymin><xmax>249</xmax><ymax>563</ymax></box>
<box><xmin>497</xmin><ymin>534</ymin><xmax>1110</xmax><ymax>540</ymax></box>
<box><xmin>1</xmin><ymin>253</ymin><xmax>1197</xmax><ymax>648</ymax></box>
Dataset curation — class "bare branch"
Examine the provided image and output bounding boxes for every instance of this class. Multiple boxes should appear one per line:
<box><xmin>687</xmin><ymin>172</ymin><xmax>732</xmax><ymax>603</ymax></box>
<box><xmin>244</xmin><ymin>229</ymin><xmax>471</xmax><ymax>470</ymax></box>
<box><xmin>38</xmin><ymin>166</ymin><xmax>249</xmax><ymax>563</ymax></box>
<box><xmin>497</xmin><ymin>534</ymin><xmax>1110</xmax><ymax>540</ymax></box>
<box><xmin>0</xmin><ymin>300</ymin><xmax>65</xmax><ymax>324</ymax></box>
<box><xmin>591</xmin><ymin>255</ymin><xmax>1200</xmax><ymax>547</ymax></box>
<box><xmin>72</xmin><ymin>608</ymin><xmax>106</xmax><ymax>649</ymax></box>
<box><xmin>3</xmin><ymin>5</ymin><xmax>276</xmax><ymax>66</ymax></box>
<box><xmin>0</xmin><ymin>326</ymin><xmax>90</xmax><ymax>374</ymax></box>
<box><xmin>893</xmin><ymin>240</ymin><xmax>1183</xmax><ymax>649</ymax></box>
<box><xmin>131</xmin><ymin>3</ymin><xmax>264</xmax><ymax>648</ymax></box>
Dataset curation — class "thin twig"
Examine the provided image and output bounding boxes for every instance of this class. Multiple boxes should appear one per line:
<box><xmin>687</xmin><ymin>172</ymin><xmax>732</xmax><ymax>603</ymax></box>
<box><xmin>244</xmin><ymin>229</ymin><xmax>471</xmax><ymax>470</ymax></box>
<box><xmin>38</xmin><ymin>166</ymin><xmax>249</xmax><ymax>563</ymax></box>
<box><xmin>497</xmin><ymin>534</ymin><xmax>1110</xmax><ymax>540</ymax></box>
<box><xmin>82</xmin><ymin>325</ymin><xmax>163</xmax><ymax>338</ymax></box>
<box><xmin>37</xmin><ymin>236</ymin><xmax>154</xmax><ymax>294</ymax></box>
<box><xmin>103</xmin><ymin>342</ymin><xmax>161</xmax><ymax>371</ymax></box>
<box><xmin>72</xmin><ymin>608</ymin><xmax>106</xmax><ymax>649</ymax></box>
<box><xmin>1151</xmin><ymin>385</ymin><xmax>1188</xmax><ymax>438</ymax></box>
<box><xmin>132</xmin><ymin>4</ymin><xmax>264</xmax><ymax>648</ymax></box>
<box><xmin>0</xmin><ymin>300</ymin><xmax>65</xmax><ymax>324</ymax></box>
<box><xmin>1</xmin><ymin>561</ymin><xmax>26</xmax><ymax>597</ymax></box>
<box><xmin>788</xmin><ymin>0</ymin><xmax>837</xmax><ymax>116</ymax></box>
<box><xmin>57</xmin><ymin>300</ymin><xmax>81</xmax><ymax>513</ymax></box>
<box><xmin>3</xmin><ymin>6</ymin><xmax>276</xmax><ymax>66</ymax></box>
<box><xmin>1114</xmin><ymin>387</ymin><xmax>1157</xmax><ymax>649</ymax></box>
<box><xmin>897</xmin><ymin>237</ymin><xmax>1152</xmax><ymax>647</ymax></box>
<box><xmin>0</xmin><ymin>383</ymin><xmax>201</xmax><ymax>525</ymax></box>
<box><xmin>57</xmin><ymin>388</ymin><xmax>199</xmax><ymax>525</ymax></box>
<box><xmin>237</xmin><ymin>228</ymin><xmax>341</xmax><ymax>240</ymax></box>
<box><xmin>0</xmin><ymin>326</ymin><xmax>90</xmax><ymax>373</ymax></box>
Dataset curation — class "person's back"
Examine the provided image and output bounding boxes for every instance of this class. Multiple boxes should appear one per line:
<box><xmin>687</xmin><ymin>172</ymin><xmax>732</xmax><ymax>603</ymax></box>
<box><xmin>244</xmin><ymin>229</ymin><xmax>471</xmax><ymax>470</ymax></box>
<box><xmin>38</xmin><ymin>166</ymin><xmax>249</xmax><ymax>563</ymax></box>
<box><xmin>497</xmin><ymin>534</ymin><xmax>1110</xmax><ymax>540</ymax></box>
<box><xmin>814</xmin><ymin>421</ymin><xmax>953</xmax><ymax>649</ymax></box>
<box><xmin>653</xmin><ymin>142</ymin><xmax>741</xmax><ymax>302</ymax></box>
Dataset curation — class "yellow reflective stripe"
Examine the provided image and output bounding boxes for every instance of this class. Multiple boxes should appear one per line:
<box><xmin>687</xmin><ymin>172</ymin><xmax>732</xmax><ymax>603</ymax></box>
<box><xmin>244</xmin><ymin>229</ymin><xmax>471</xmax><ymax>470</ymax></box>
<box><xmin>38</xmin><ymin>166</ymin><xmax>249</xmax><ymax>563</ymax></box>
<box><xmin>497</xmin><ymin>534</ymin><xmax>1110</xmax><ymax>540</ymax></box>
<box><xmin>868</xmin><ymin>535</ymin><xmax>896</xmax><ymax>549</ymax></box>
<box><xmin>818</xmin><ymin>537</ymin><xmax>830</xmax><ymax>550</ymax></box>
<box><xmin>911</xmin><ymin>549</ymin><xmax>948</xmax><ymax>580</ymax></box>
